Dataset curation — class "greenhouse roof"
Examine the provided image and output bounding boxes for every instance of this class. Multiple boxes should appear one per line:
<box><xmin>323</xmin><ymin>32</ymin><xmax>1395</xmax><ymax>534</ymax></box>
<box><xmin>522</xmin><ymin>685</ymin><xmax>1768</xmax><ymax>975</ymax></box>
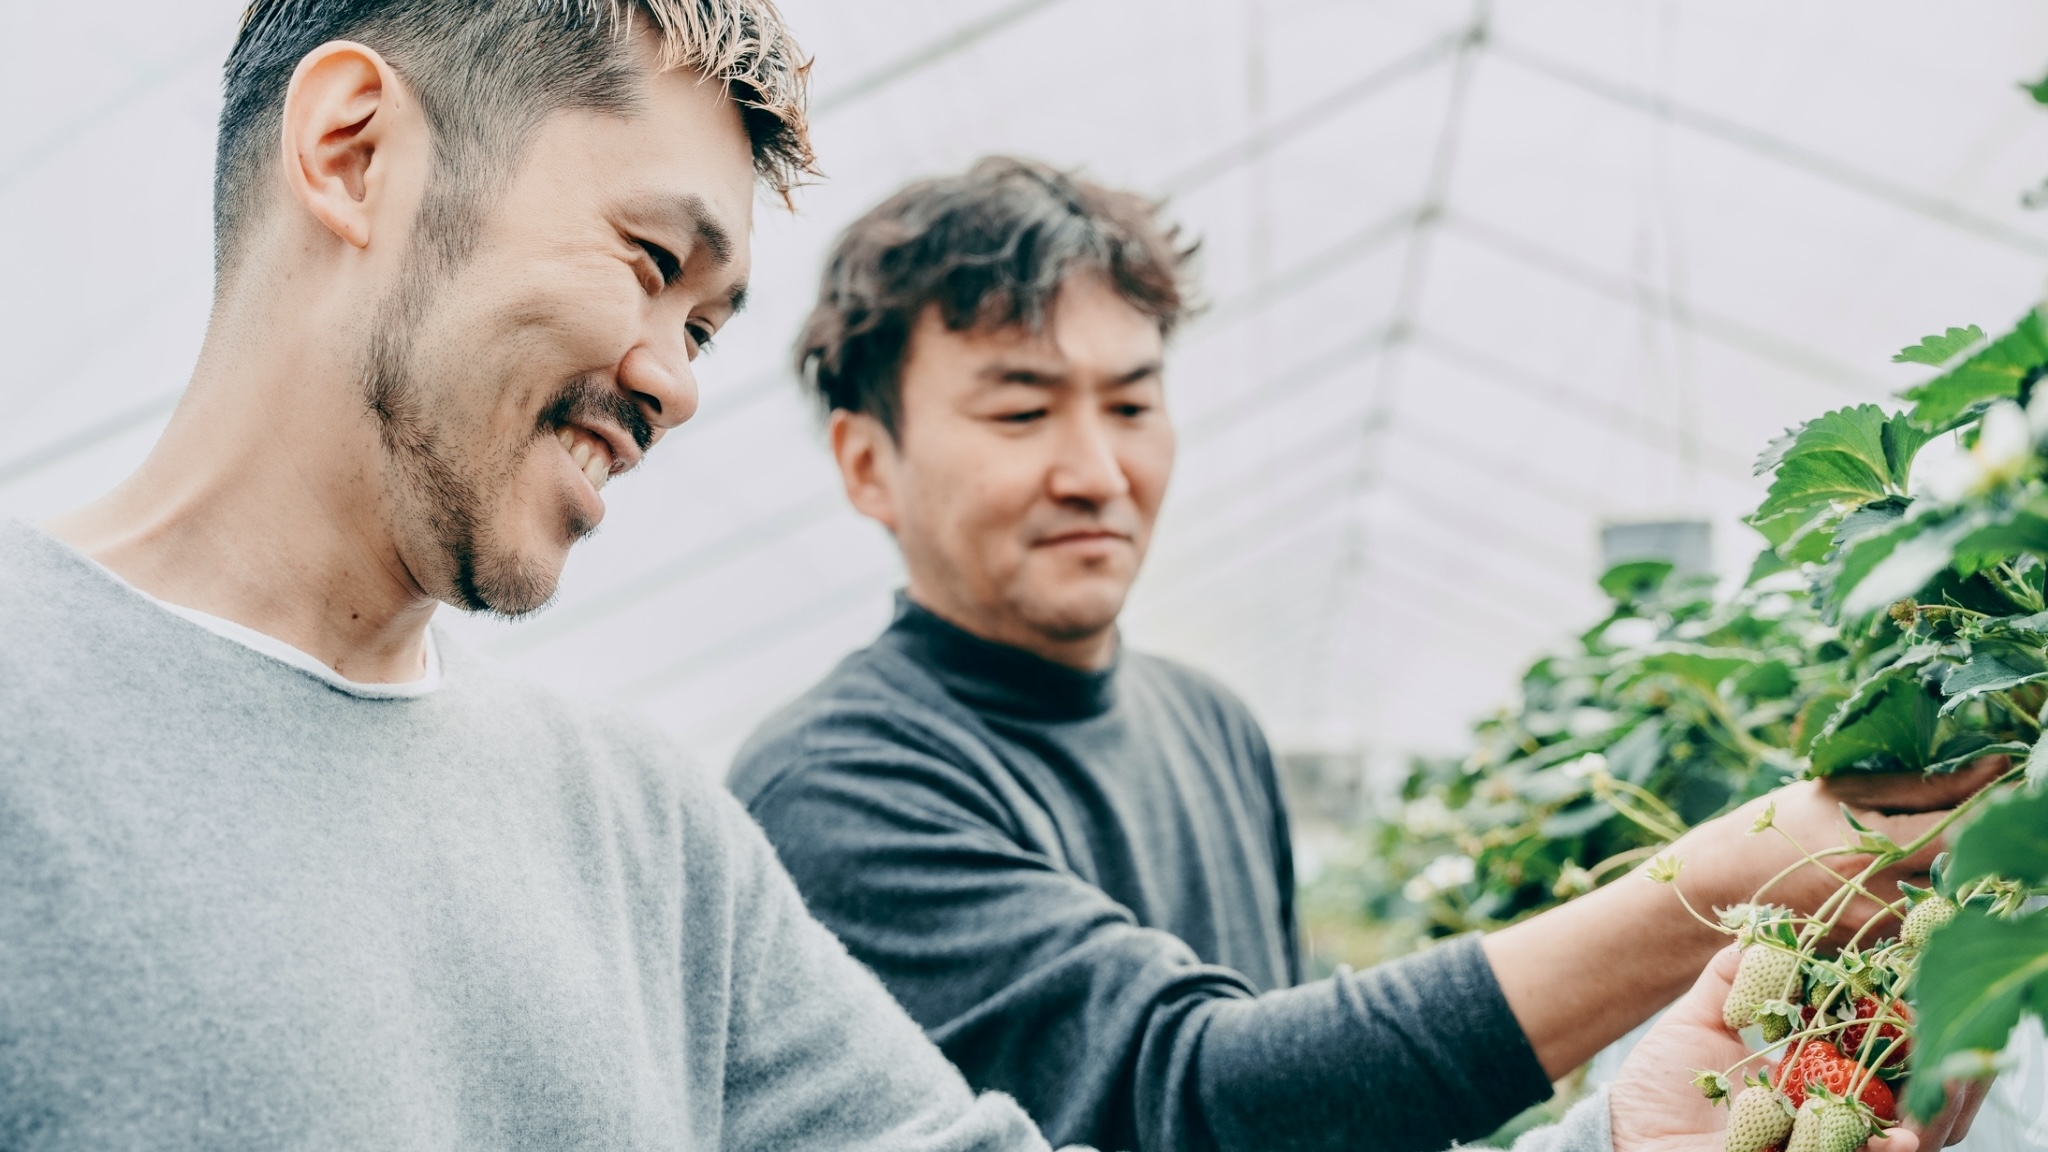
<box><xmin>6</xmin><ymin>0</ymin><xmax>2048</xmax><ymax>771</ymax></box>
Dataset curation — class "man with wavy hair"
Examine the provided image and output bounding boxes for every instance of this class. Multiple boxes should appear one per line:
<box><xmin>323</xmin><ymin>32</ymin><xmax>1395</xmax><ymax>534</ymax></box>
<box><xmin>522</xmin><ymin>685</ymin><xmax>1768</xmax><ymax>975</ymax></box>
<box><xmin>0</xmin><ymin>4</ymin><xmax>1051</xmax><ymax>1148</ymax></box>
<box><xmin>731</xmin><ymin>157</ymin><xmax>1987</xmax><ymax>1152</ymax></box>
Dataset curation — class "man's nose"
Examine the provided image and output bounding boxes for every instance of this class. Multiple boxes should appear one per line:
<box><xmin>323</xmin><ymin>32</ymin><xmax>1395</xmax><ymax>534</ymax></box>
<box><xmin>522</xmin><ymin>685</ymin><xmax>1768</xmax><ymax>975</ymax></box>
<box><xmin>616</xmin><ymin>333</ymin><xmax>698</xmax><ymax>433</ymax></box>
<box><xmin>1048</xmin><ymin>412</ymin><xmax>1131</xmax><ymax>506</ymax></box>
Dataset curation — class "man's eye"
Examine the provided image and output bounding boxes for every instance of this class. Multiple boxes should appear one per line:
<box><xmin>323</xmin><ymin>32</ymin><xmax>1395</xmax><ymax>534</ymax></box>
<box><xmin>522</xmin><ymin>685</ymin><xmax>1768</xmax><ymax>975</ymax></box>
<box><xmin>996</xmin><ymin>410</ymin><xmax>1047</xmax><ymax>424</ymax></box>
<box><xmin>635</xmin><ymin>239</ymin><xmax>681</xmax><ymax>285</ymax></box>
<box><xmin>686</xmin><ymin>322</ymin><xmax>716</xmax><ymax>354</ymax></box>
<box><xmin>1114</xmin><ymin>403</ymin><xmax>1151</xmax><ymax>418</ymax></box>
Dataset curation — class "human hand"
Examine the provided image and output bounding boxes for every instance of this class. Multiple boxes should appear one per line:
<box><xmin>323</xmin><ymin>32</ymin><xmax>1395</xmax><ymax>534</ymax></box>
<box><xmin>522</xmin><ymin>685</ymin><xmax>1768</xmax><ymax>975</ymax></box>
<box><xmin>1669</xmin><ymin>759</ymin><xmax>2005</xmax><ymax>946</ymax></box>
<box><xmin>1900</xmin><ymin>1079</ymin><xmax>1986</xmax><ymax>1150</ymax></box>
<box><xmin>1610</xmin><ymin>947</ymin><xmax>1920</xmax><ymax>1152</ymax></box>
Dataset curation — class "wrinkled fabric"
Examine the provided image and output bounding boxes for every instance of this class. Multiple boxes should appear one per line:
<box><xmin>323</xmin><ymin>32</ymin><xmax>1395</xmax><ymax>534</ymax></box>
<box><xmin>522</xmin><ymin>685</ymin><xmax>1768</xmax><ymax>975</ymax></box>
<box><xmin>732</xmin><ymin>597</ymin><xmax>1553</xmax><ymax>1152</ymax></box>
<box><xmin>0</xmin><ymin>522</ymin><xmax>1052</xmax><ymax>1152</ymax></box>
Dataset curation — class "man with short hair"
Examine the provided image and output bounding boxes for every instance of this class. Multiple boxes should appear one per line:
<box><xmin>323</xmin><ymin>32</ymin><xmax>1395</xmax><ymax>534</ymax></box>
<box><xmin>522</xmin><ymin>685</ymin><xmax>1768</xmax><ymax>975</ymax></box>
<box><xmin>729</xmin><ymin>157</ymin><xmax>1985</xmax><ymax>1152</ymax></box>
<box><xmin>0</xmin><ymin>5</ymin><xmax>1053</xmax><ymax>1148</ymax></box>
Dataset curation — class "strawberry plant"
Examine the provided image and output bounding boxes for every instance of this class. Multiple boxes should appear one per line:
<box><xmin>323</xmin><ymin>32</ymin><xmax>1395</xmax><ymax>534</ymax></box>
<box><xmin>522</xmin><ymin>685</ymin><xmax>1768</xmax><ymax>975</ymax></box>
<box><xmin>1307</xmin><ymin>79</ymin><xmax>2048</xmax><ymax>1142</ymax></box>
<box><xmin>1308</xmin><ymin>305</ymin><xmax>2048</xmax><ymax>1146</ymax></box>
<box><xmin>1350</xmin><ymin>568</ymin><xmax>1849</xmax><ymax>949</ymax></box>
<box><xmin>1653</xmin><ymin>302</ymin><xmax>2048</xmax><ymax>1148</ymax></box>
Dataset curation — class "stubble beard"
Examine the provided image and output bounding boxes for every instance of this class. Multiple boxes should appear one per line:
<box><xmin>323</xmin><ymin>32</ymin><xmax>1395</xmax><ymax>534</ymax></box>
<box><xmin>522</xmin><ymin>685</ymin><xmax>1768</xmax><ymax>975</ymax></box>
<box><xmin>361</xmin><ymin>269</ymin><xmax>575</xmax><ymax>618</ymax></box>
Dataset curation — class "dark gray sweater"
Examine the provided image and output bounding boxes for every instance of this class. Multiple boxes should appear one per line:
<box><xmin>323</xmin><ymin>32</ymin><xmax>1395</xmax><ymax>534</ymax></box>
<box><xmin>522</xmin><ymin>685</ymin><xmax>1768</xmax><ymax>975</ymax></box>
<box><xmin>730</xmin><ymin>598</ymin><xmax>1554</xmax><ymax>1152</ymax></box>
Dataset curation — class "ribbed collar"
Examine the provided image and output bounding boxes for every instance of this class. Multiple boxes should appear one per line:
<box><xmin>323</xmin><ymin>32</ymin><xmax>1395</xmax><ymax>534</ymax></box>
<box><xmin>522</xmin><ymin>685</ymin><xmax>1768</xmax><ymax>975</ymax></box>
<box><xmin>885</xmin><ymin>593</ymin><xmax>1120</xmax><ymax>722</ymax></box>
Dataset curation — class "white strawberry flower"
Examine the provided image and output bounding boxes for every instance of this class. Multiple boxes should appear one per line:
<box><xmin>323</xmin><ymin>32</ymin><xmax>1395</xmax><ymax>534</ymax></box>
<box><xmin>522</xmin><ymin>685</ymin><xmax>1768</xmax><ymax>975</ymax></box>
<box><xmin>1400</xmin><ymin>796</ymin><xmax>1457</xmax><ymax>838</ymax></box>
<box><xmin>1562</xmin><ymin>752</ymin><xmax>1608</xmax><ymax>780</ymax></box>
<box><xmin>1976</xmin><ymin>400</ymin><xmax>2033</xmax><ymax>486</ymax></box>
<box><xmin>1403</xmin><ymin>853</ymin><xmax>1477</xmax><ymax>902</ymax></box>
<box><xmin>2027</xmin><ymin>385</ymin><xmax>2048</xmax><ymax>445</ymax></box>
<box><xmin>1424</xmin><ymin>853</ymin><xmax>1476</xmax><ymax>889</ymax></box>
<box><xmin>1916</xmin><ymin>401</ymin><xmax>2034</xmax><ymax>502</ymax></box>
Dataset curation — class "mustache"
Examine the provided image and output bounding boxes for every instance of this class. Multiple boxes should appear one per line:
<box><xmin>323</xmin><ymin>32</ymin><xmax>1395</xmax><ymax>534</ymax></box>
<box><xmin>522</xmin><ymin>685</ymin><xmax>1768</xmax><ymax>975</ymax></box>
<box><xmin>536</xmin><ymin>378</ymin><xmax>656</xmax><ymax>455</ymax></box>
<box><xmin>1029</xmin><ymin>510</ymin><xmax>1143</xmax><ymax>541</ymax></box>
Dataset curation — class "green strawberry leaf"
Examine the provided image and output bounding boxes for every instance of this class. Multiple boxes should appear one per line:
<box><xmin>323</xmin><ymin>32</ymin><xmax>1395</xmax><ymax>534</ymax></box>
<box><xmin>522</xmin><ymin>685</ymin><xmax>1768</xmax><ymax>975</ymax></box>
<box><xmin>1754</xmin><ymin>452</ymin><xmax>1890</xmax><ymax>523</ymax></box>
<box><xmin>1793</xmin><ymin>690</ymin><xmax>1851</xmax><ymax>757</ymax></box>
<box><xmin>1599</xmin><ymin>560</ymin><xmax>1674</xmax><ymax>603</ymax></box>
<box><xmin>2027</xmin><ymin>729</ymin><xmax>2048</xmax><ymax>790</ymax></box>
<box><xmin>1754</xmin><ymin>404</ymin><xmax>1892</xmax><ymax>479</ymax></box>
<box><xmin>1923</xmin><ymin>739</ymin><xmax>2032</xmax><ymax>776</ymax></box>
<box><xmin>1932</xmin><ymin>641</ymin><xmax>2048</xmax><ymax>715</ymax></box>
<box><xmin>1624</xmin><ymin>647</ymin><xmax>1766</xmax><ymax>693</ymax></box>
<box><xmin>1603</xmin><ymin>719</ymin><xmax>1664</xmax><ymax>784</ymax></box>
<box><xmin>1893</xmin><ymin>326</ymin><xmax>1985</xmax><ymax>367</ymax></box>
<box><xmin>1794</xmin><ymin>512</ymin><xmax>1857</xmax><ymax>567</ymax></box>
<box><xmin>1906</xmin><ymin>906</ymin><xmax>2048</xmax><ymax>1119</ymax></box>
<box><xmin>1902</xmin><ymin>309</ymin><xmax>2048</xmax><ymax>431</ymax></box>
<box><xmin>2025</xmin><ymin>74</ymin><xmax>2048</xmax><ymax>106</ymax></box>
<box><xmin>1836</xmin><ymin>496</ymin><xmax>1913</xmax><ymax>546</ymax></box>
<box><xmin>1746</xmin><ymin>547</ymin><xmax>1792</xmax><ymax>586</ymax></box>
<box><xmin>1948</xmin><ymin>780</ymin><xmax>2048</xmax><ymax>887</ymax></box>
<box><xmin>1807</xmin><ymin>662</ymin><xmax>1942</xmax><ymax>775</ymax></box>
<box><xmin>1735</xmin><ymin>659</ymin><xmax>1797</xmax><ymax>700</ymax></box>
<box><xmin>1983</xmin><ymin>609</ymin><xmax>2048</xmax><ymax>639</ymax></box>
<box><xmin>1882</xmin><ymin>414</ymin><xmax>1935</xmax><ymax>490</ymax></box>
<box><xmin>1838</xmin><ymin>511</ymin><xmax>1995</xmax><ymax>617</ymax></box>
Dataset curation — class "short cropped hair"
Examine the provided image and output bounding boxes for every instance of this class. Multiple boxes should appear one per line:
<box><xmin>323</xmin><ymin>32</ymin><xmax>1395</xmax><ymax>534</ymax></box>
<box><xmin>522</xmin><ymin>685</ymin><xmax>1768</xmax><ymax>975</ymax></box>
<box><xmin>794</xmin><ymin>156</ymin><xmax>1199</xmax><ymax>438</ymax></box>
<box><xmin>214</xmin><ymin>0</ymin><xmax>814</xmax><ymax>277</ymax></box>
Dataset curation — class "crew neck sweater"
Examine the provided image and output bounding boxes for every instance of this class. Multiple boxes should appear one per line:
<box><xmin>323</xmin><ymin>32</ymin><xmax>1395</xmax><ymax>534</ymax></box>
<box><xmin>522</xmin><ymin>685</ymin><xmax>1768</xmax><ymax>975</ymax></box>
<box><xmin>0</xmin><ymin>522</ymin><xmax>1054</xmax><ymax>1151</ymax></box>
<box><xmin>730</xmin><ymin>597</ymin><xmax>1554</xmax><ymax>1152</ymax></box>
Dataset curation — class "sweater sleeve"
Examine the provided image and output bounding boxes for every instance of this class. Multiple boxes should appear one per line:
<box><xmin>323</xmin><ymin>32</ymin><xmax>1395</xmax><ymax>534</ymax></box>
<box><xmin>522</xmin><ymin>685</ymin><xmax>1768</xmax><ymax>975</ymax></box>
<box><xmin>1505</xmin><ymin>1089</ymin><xmax>1612</xmax><ymax>1152</ymax></box>
<box><xmin>702</xmin><ymin>786</ymin><xmax>1064</xmax><ymax>1152</ymax></box>
<box><xmin>743</xmin><ymin>743</ymin><xmax>1554</xmax><ymax>1152</ymax></box>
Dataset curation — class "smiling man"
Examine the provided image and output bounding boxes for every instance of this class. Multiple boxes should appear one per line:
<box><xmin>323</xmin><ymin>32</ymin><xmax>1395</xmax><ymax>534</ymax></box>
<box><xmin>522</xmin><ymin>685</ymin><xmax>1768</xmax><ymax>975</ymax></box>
<box><xmin>728</xmin><ymin>157</ymin><xmax>1988</xmax><ymax>1152</ymax></box>
<box><xmin>0</xmin><ymin>5</ymin><xmax>1054</xmax><ymax>1149</ymax></box>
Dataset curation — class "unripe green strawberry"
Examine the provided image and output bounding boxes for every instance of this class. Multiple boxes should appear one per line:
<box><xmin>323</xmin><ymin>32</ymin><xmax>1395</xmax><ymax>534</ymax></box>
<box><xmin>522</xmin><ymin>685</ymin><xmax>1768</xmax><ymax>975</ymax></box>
<box><xmin>1785</xmin><ymin>1099</ymin><xmax>1871</xmax><ymax>1152</ymax></box>
<box><xmin>1760</xmin><ymin>1011</ymin><xmax>1791</xmax><ymax>1044</ymax></box>
<box><xmin>1724</xmin><ymin>945</ymin><xmax>1804</xmax><ymax>1032</ymax></box>
<box><xmin>1902</xmin><ymin>896</ymin><xmax>1957</xmax><ymax>950</ymax></box>
<box><xmin>1725</xmin><ymin>1088</ymin><xmax>1796</xmax><ymax>1152</ymax></box>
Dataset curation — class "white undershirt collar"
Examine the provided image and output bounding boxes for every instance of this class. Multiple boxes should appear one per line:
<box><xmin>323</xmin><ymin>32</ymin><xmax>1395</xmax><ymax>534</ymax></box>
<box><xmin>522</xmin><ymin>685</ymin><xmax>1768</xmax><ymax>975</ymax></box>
<box><xmin>45</xmin><ymin>522</ymin><xmax>446</xmax><ymax>699</ymax></box>
<box><xmin>153</xmin><ymin>599</ymin><xmax>444</xmax><ymax>700</ymax></box>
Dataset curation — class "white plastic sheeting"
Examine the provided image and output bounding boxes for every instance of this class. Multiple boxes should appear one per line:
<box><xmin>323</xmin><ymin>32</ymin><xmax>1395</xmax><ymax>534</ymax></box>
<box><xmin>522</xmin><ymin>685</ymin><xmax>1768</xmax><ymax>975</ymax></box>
<box><xmin>7</xmin><ymin>0</ymin><xmax>2048</xmax><ymax>777</ymax></box>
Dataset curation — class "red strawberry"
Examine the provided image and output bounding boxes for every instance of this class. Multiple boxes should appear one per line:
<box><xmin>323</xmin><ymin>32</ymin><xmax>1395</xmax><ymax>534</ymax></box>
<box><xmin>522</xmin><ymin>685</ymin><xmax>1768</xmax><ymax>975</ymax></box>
<box><xmin>1773</xmin><ymin>1041</ymin><xmax>1897</xmax><ymax>1122</ymax></box>
<box><xmin>1840</xmin><ymin>996</ymin><xmax>1912</xmax><ymax>1069</ymax></box>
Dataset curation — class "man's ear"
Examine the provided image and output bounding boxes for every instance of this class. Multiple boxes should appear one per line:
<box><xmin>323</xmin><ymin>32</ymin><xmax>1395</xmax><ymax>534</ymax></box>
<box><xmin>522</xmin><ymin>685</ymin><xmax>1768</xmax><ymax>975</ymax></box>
<box><xmin>830</xmin><ymin>409</ymin><xmax>901</xmax><ymax>534</ymax></box>
<box><xmin>279</xmin><ymin>41</ymin><xmax>416</xmax><ymax>251</ymax></box>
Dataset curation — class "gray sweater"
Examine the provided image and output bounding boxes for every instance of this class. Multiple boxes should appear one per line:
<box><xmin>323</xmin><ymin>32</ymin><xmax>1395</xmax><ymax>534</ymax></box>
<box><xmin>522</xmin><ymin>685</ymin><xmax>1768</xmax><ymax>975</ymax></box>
<box><xmin>0</xmin><ymin>522</ymin><xmax>1052</xmax><ymax>1151</ymax></box>
<box><xmin>730</xmin><ymin>599</ymin><xmax>1555</xmax><ymax>1152</ymax></box>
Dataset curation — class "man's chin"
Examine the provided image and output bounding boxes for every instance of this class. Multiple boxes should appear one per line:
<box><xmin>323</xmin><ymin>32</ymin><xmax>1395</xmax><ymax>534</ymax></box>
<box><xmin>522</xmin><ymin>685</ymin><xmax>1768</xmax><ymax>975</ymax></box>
<box><xmin>1016</xmin><ymin>587</ymin><xmax>1130</xmax><ymax>644</ymax></box>
<box><xmin>448</xmin><ymin>533</ymin><xmax>571</xmax><ymax>619</ymax></box>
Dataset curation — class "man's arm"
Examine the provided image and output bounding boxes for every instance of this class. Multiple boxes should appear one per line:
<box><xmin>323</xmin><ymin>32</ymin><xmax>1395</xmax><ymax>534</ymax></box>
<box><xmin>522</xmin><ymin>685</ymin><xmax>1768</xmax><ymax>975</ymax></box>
<box><xmin>1485</xmin><ymin>767</ymin><xmax>2000</xmax><ymax>1079</ymax></box>
<box><xmin>701</xmin><ymin>786</ymin><xmax>1057</xmax><ymax>1152</ymax></box>
<box><xmin>745</xmin><ymin>746</ymin><xmax>1553</xmax><ymax>1152</ymax></box>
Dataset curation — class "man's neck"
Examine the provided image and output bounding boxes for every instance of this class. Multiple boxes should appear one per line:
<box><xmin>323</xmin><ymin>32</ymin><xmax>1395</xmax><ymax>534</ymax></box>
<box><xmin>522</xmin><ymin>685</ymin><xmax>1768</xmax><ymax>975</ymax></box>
<box><xmin>43</xmin><ymin>327</ymin><xmax>439</xmax><ymax>684</ymax></box>
<box><xmin>903</xmin><ymin>588</ymin><xmax>1119</xmax><ymax>672</ymax></box>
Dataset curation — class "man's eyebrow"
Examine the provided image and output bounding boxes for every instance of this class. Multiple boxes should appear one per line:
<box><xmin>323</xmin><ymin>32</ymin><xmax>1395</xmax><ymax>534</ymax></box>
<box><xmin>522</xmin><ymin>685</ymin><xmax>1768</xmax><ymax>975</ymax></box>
<box><xmin>1113</xmin><ymin>361</ymin><xmax>1164</xmax><ymax>385</ymax></box>
<box><xmin>629</xmin><ymin>193</ymin><xmax>735</xmax><ymax>267</ymax></box>
<box><xmin>977</xmin><ymin>360</ymin><xmax>1068</xmax><ymax>385</ymax></box>
<box><xmin>726</xmin><ymin>283</ymin><xmax>749</xmax><ymax>315</ymax></box>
